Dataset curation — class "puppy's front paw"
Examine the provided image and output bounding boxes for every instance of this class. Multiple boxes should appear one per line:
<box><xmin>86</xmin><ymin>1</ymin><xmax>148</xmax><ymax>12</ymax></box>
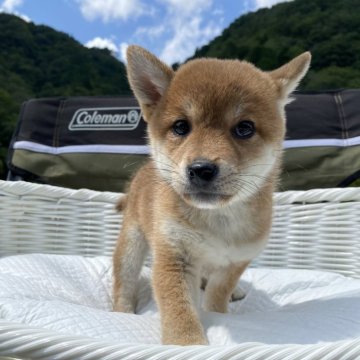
<box><xmin>113</xmin><ymin>299</ymin><xmax>135</xmax><ymax>313</ymax></box>
<box><xmin>162</xmin><ymin>316</ymin><xmax>208</xmax><ymax>345</ymax></box>
<box><xmin>230</xmin><ymin>287</ymin><xmax>246</xmax><ymax>302</ymax></box>
<box><xmin>163</xmin><ymin>330</ymin><xmax>208</xmax><ymax>346</ymax></box>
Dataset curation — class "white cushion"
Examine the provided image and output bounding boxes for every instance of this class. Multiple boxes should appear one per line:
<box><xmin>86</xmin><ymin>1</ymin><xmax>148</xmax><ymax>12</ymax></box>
<box><xmin>1</xmin><ymin>254</ymin><xmax>360</xmax><ymax>345</ymax></box>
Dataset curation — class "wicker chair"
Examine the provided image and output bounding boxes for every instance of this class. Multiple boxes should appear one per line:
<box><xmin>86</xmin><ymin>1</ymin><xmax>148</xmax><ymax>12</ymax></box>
<box><xmin>0</xmin><ymin>179</ymin><xmax>360</xmax><ymax>359</ymax></box>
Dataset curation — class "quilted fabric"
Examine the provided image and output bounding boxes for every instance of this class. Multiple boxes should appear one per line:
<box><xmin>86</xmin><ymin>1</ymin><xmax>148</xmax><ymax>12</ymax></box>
<box><xmin>1</xmin><ymin>254</ymin><xmax>360</xmax><ymax>345</ymax></box>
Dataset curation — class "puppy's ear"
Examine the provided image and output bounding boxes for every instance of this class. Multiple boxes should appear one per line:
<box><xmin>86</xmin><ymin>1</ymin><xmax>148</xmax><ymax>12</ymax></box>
<box><xmin>269</xmin><ymin>52</ymin><xmax>311</xmax><ymax>99</ymax></box>
<box><xmin>126</xmin><ymin>46</ymin><xmax>174</xmax><ymax>120</ymax></box>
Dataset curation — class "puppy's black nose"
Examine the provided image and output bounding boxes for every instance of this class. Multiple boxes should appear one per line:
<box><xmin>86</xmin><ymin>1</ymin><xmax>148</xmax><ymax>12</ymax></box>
<box><xmin>187</xmin><ymin>161</ymin><xmax>219</xmax><ymax>185</ymax></box>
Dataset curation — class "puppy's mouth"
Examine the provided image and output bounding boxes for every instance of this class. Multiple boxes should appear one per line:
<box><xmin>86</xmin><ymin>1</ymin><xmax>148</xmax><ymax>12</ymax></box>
<box><xmin>182</xmin><ymin>191</ymin><xmax>233</xmax><ymax>208</ymax></box>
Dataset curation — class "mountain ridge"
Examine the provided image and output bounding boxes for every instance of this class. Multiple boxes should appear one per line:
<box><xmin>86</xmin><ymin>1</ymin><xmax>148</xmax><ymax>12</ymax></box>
<box><xmin>191</xmin><ymin>0</ymin><xmax>360</xmax><ymax>90</ymax></box>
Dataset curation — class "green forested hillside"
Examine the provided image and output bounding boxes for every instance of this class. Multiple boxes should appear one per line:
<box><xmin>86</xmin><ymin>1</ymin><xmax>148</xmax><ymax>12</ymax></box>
<box><xmin>0</xmin><ymin>13</ymin><xmax>131</xmax><ymax>178</ymax></box>
<box><xmin>192</xmin><ymin>0</ymin><xmax>360</xmax><ymax>90</ymax></box>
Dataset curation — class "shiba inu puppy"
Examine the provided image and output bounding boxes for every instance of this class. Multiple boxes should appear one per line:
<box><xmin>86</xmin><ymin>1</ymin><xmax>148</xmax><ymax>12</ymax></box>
<box><xmin>113</xmin><ymin>45</ymin><xmax>311</xmax><ymax>345</ymax></box>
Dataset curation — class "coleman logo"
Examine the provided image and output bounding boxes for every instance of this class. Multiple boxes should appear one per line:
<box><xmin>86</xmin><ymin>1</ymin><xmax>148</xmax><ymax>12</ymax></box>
<box><xmin>69</xmin><ymin>107</ymin><xmax>142</xmax><ymax>131</ymax></box>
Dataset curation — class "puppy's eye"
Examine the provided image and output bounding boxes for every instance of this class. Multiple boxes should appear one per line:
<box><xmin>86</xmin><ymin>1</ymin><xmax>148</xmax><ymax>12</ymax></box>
<box><xmin>232</xmin><ymin>120</ymin><xmax>255</xmax><ymax>139</ymax></box>
<box><xmin>172</xmin><ymin>120</ymin><xmax>191</xmax><ymax>136</ymax></box>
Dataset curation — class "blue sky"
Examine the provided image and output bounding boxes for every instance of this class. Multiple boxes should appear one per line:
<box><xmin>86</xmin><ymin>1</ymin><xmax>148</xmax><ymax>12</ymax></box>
<box><xmin>0</xmin><ymin>0</ymin><xmax>290</xmax><ymax>64</ymax></box>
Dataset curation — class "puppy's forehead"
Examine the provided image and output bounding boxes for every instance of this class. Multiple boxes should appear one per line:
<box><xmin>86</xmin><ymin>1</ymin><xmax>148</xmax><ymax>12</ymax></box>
<box><xmin>166</xmin><ymin>58</ymin><xmax>276</xmax><ymax>120</ymax></box>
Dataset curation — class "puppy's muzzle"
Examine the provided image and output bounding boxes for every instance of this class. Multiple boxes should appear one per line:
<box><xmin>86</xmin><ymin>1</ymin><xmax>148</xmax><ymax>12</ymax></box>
<box><xmin>187</xmin><ymin>161</ymin><xmax>219</xmax><ymax>187</ymax></box>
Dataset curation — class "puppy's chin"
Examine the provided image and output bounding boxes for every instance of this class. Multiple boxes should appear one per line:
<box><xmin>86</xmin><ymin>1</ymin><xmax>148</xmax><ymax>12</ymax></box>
<box><xmin>182</xmin><ymin>192</ymin><xmax>233</xmax><ymax>209</ymax></box>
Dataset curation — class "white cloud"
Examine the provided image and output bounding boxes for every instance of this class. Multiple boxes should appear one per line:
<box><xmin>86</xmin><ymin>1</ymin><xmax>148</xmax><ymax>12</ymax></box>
<box><xmin>119</xmin><ymin>42</ymin><xmax>128</xmax><ymax>62</ymax></box>
<box><xmin>79</xmin><ymin>0</ymin><xmax>224</xmax><ymax>64</ymax></box>
<box><xmin>77</xmin><ymin>0</ymin><xmax>152</xmax><ymax>22</ymax></box>
<box><xmin>77</xmin><ymin>0</ymin><xmax>223</xmax><ymax>64</ymax></box>
<box><xmin>253</xmin><ymin>0</ymin><xmax>293</xmax><ymax>9</ymax></box>
<box><xmin>160</xmin><ymin>16</ymin><xmax>221</xmax><ymax>64</ymax></box>
<box><xmin>212</xmin><ymin>8</ymin><xmax>224</xmax><ymax>16</ymax></box>
<box><xmin>160</xmin><ymin>0</ymin><xmax>212</xmax><ymax>16</ymax></box>
<box><xmin>135</xmin><ymin>24</ymin><xmax>166</xmax><ymax>39</ymax></box>
<box><xmin>133</xmin><ymin>0</ymin><xmax>222</xmax><ymax>64</ymax></box>
<box><xmin>1</xmin><ymin>0</ymin><xmax>22</xmax><ymax>12</ymax></box>
<box><xmin>85</xmin><ymin>37</ymin><xmax>118</xmax><ymax>54</ymax></box>
<box><xmin>16</xmin><ymin>12</ymin><xmax>29</xmax><ymax>21</ymax></box>
<box><xmin>85</xmin><ymin>37</ymin><xmax>130</xmax><ymax>63</ymax></box>
<box><xmin>0</xmin><ymin>0</ymin><xmax>30</xmax><ymax>21</ymax></box>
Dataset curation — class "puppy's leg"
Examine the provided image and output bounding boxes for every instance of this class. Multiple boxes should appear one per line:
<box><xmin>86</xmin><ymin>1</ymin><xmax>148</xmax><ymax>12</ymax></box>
<box><xmin>201</xmin><ymin>276</ymin><xmax>246</xmax><ymax>302</ymax></box>
<box><xmin>203</xmin><ymin>262</ymin><xmax>249</xmax><ymax>313</ymax></box>
<box><xmin>113</xmin><ymin>224</ymin><xmax>149</xmax><ymax>313</ymax></box>
<box><xmin>152</xmin><ymin>244</ymin><xmax>206</xmax><ymax>345</ymax></box>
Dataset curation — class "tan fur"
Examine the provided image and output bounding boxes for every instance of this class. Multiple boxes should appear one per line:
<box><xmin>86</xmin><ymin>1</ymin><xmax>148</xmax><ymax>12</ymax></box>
<box><xmin>203</xmin><ymin>262</ymin><xmax>250</xmax><ymax>313</ymax></box>
<box><xmin>113</xmin><ymin>46</ymin><xmax>311</xmax><ymax>345</ymax></box>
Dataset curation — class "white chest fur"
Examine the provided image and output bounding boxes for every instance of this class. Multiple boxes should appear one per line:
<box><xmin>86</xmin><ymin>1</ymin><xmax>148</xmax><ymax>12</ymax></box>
<box><xmin>161</xmin><ymin>200</ymin><xmax>269</xmax><ymax>268</ymax></box>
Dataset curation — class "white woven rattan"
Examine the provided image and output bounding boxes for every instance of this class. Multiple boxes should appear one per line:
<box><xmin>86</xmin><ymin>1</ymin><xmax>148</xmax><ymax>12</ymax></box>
<box><xmin>0</xmin><ymin>180</ymin><xmax>121</xmax><ymax>257</ymax></box>
<box><xmin>0</xmin><ymin>179</ymin><xmax>360</xmax><ymax>359</ymax></box>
